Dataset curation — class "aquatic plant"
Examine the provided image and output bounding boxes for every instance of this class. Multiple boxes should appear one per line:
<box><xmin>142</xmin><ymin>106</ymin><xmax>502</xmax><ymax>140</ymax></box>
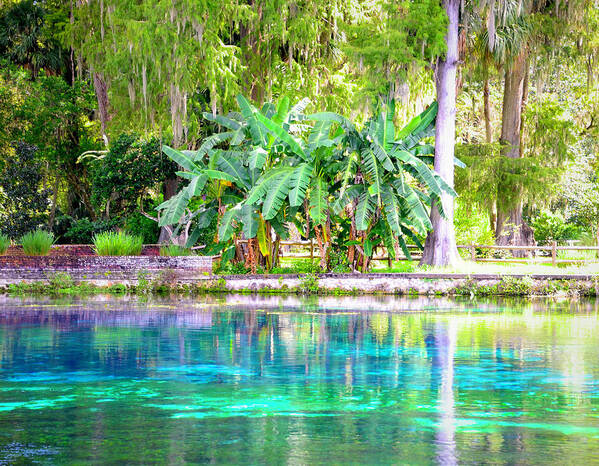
<box><xmin>20</xmin><ymin>230</ymin><xmax>54</xmax><ymax>256</ymax></box>
<box><xmin>93</xmin><ymin>231</ymin><xmax>143</xmax><ymax>256</ymax></box>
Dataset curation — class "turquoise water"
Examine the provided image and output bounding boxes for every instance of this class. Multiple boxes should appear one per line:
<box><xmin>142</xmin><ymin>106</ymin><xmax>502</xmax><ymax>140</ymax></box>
<box><xmin>0</xmin><ymin>296</ymin><xmax>598</xmax><ymax>464</ymax></box>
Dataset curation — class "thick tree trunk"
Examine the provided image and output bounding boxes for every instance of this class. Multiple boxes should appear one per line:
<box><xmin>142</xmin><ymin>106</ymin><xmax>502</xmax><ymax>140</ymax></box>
<box><xmin>496</xmin><ymin>50</ymin><xmax>536</xmax><ymax>257</ymax></box>
<box><xmin>420</xmin><ymin>0</ymin><xmax>460</xmax><ymax>267</ymax></box>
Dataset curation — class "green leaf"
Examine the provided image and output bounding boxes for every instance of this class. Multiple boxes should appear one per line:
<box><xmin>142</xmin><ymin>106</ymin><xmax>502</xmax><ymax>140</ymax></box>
<box><xmin>162</xmin><ymin>145</ymin><xmax>199</xmax><ymax>172</ymax></box>
<box><xmin>396</xmin><ymin>235</ymin><xmax>412</xmax><ymax>260</ymax></box>
<box><xmin>396</xmin><ymin>101</ymin><xmax>438</xmax><ymax>144</ymax></box>
<box><xmin>309</xmin><ymin>112</ymin><xmax>356</xmax><ymax>133</ymax></box>
<box><xmin>362</xmin><ymin>148</ymin><xmax>382</xmax><ymax>199</ymax></box>
<box><xmin>239</xmin><ymin>205</ymin><xmax>258</xmax><ymax>239</ymax></box>
<box><xmin>370</xmin><ymin>141</ymin><xmax>396</xmax><ymax>172</ymax></box>
<box><xmin>308</xmin><ymin>120</ymin><xmax>332</xmax><ymax>148</ymax></box>
<box><xmin>218</xmin><ymin>208</ymin><xmax>239</xmax><ymax>242</ymax></box>
<box><xmin>215</xmin><ymin>152</ymin><xmax>250</xmax><ymax>189</ymax></box>
<box><xmin>288</xmin><ymin>163</ymin><xmax>313</xmax><ymax>207</ymax></box>
<box><xmin>202</xmin><ymin>169</ymin><xmax>238</xmax><ymax>184</ymax></box>
<box><xmin>255</xmin><ymin>112</ymin><xmax>307</xmax><ymax>160</ymax></box>
<box><xmin>262</xmin><ymin>169</ymin><xmax>295</xmax><ymax>220</ymax></box>
<box><xmin>237</xmin><ymin>94</ymin><xmax>267</xmax><ymax>145</ymax></box>
<box><xmin>381</xmin><ymin>186</ymin><xmax>402</xmax><ymax>235</ymax></box>
<box><xmin>257</xmin><ymin>217</ymin><xmax>269</xmax><ymax>256</ymax></box>
<box><xmin>309</xmin><ymin>176</ymin><xmax>328</xmax><ymax>225</ymax></box>
<box><xmin>274</xmin><ymin>96</ymin><xmax>290</xmax><ymax>125</ymax></box>
<box><xmin>356</xmin><ymin>192</ymin><xmax>375</xmax><ymax>231</ymax></box>
<box><xmin>202</xmin><ymin>112</ymin><xmax>242</xmax><ymax>130</ymax></box>
<box><xmin>248</xmin><ymin>147</ymin><xmax>268</xmax><ymax>171</ymax></box>
<box><xmin>196</xmin><ymin>131</ymin><xmax>235</xmax><ymax>158</ymax></box>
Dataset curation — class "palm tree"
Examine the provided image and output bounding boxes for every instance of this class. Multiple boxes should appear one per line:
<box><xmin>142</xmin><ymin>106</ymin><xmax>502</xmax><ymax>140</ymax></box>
<box><xmin>0</xmin><ymin>0</ymin><xmax>64</xmax><ymax>79</ymax></box>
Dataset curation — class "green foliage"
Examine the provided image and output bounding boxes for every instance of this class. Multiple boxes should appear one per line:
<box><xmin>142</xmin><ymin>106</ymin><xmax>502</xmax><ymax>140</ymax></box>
<box><xmin>0</xmin><ymin>142</ymin><xmax>50</xmax><ymax>238</ymax></box>
<box><xmin>0</xmin><ymin>233</ymin><xmax>10</xmax><ymax>254</ymax></box>
<box><xmin>454</xmin><ymin>202</ymin><xmax>495</xmax><ymax>246</ymax></box>
<box><xmin>124</xmin><ymin>210</ymin><xmax>160</xmax><ymax>245</ymax></box>
<box><xmin>93</xmin><ymin>231</ymin><xmax>143</xmax><ymax>256</ymax></box>
<box><xmin>530</xmin><ymin>211</ymin><xmax>582</xmax><ymax>245</ymax></box>
<box><xmin>55</xmin><ymin>216</ymin><xmax>119</xmax><ymax>245</ymax></box>
<box><xmin>20</xmin><ymin>230</ymin><xmax>54</xmax><ymax>256</ymax></box>
<box><xmin>91</xmin><ymin>134</ymin><xmax>176</xmax><ymax>216</ymax></box>
<box><xmin>159</xmin><ymin>245</ymin><xmax>195</xmax><ymax>257</ymax></box>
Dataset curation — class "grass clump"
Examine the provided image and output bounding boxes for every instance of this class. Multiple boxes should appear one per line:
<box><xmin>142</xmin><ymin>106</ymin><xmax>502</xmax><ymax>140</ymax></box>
<box><xmin>159</xmin><ymin>244</ymin><xmax>195</xmax><ymax>256</ymax></box>
<box><xmin>21</xmin><ymin>230</ymin><xmax>54</xmax><ymax>256</ymax></box>
<box><xmin>0</xmin><ymin>234</ymin><xmax>10</xmax><ymax>254</ymax></box>
<box><xmin>93</xmin><ymin>231</ymin><xmax>143</xmax><ymax>256</ymax></box>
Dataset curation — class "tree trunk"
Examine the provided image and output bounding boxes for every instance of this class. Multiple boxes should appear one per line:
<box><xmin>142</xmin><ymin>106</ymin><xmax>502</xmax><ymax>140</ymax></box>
<box><xmin>483</xmin><ymin>75</ymin><xmax>492</xmax><ymax>143</ymax></box>
<box><xmin>495</xmin><ymin>50</ymin><xmax>536</xmax><ymax>257</ymax></box>
<box><xmin>93</xmin><ymin>71</ymin><xmax>111</xmax><ymax>144</ymax></box>
<box><xmin>158</xmin><ymin>177</ymin><xmax>179</xmax><ymax>243</ymax></box>
<box><xmin>420</xmin><ymin>0</ymin><xmax>460</xmax><ymax>267</ymax></box>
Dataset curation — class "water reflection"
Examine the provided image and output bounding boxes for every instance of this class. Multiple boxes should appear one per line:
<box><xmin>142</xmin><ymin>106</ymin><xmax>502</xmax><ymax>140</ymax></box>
<box><xmin>0</xmin><ymin>296</ymin><xmax>596</xmax><ymax>464</ymax></box>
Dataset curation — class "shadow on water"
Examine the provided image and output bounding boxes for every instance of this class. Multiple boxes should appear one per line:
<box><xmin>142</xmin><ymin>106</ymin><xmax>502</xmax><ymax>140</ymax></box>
<box><xmin>0</xmin><ymin>294</ymin><xmax>597</xmax><ymax>464</ymax></box>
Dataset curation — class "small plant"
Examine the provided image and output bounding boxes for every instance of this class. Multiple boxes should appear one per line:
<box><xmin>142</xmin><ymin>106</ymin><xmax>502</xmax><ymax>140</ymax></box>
<box><xmin>47</xmin><ymin>272</ymin><xmax>75</xmax><ymax>289</ymax></box>
<box><xmin>0</xmin><ymin>234</ymin><xmax>10</xmax><ymax>255</ymax></box>
<box><xmin>21</xmin><ymin>230</ymin><xmax>54</xmax><ymax>256</ymax></box>
<box><xmin>297</xmin><ymin>273</ymin><xmax>320</xmax><ymax>294</ymax></box>
<box><xmin>93</xmin><ymin>231</ymin><xmax>143</xmax><ymax>256</ymax></box>
<box><xmin>159</xmin><ymin>244</ymin><xmax>195</xmax><ymax>256</ymax></box>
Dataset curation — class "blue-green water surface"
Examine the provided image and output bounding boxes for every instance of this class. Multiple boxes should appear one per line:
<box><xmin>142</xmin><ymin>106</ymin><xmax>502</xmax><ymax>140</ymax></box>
<box><xmin>0</xmin><ymin>295</ymin><xmax>598</xmax><ymax>464</ymax></box>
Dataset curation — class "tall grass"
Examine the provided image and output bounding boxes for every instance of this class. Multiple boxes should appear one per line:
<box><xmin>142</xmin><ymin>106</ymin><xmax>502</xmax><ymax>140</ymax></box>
<box><xmin>159</xmin><ymin>244</ymin><xmax>195</xmax><ymax>256</ymax></box>
<box><xmin>93</xmin><ymin>231</ymin><xmax>143</xmax><ymax>256</ymax></box>
<box><xmin>21</xmin><ymin>230</ymin><xmax>54</xmax><ymax>256</ymax></box>
<box><xmin>0</xmin><ymin>234</ymin><xmax>10</xmax><ymax>255</ymax></box>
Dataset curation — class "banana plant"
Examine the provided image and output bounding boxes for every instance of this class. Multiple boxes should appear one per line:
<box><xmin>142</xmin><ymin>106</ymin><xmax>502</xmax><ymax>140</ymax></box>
<box><xmin>311</xmin><ymin>100</ymin><xmax>457</xmax><ymax>271</ymax></box>
<box><xmin>157</xmin><ymin>94</ymin><xmax>309</xmax><ymax>271</ymax></box>
<box><xmin>241</xmin><ymin>98</ymin><xmax>348</xmax><ymax>269</ymax></box>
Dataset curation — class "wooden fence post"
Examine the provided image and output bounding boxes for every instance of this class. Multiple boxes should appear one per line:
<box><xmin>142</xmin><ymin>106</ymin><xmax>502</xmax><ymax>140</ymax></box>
<box><xmin>551</xmin><ymin>241</ymin><xmax>557</xmax><ymax>266</ymax></box>
<box><xmin>310</xmin><ymin>238</ymin><xmax>314</xmax><ymax>261</ymax></box>
<box><xmin>470</xmin><ymin>243</ymin><xmax>476</xmax><ymax>262</ymax></box>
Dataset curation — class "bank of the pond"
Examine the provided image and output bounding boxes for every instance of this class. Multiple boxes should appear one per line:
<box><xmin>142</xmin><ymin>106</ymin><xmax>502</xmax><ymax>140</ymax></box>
<box><xmin>1</xmin><ymin>271</ymin><xmax>598</xmax><ymax>297</ymax></box>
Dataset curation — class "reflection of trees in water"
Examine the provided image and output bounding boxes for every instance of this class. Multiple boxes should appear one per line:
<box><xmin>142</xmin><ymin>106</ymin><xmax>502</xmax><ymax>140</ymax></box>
<box><xmin>0</xmin><ymin>297</ymin><xmax>598</xmax><ymax>463</ymax></box>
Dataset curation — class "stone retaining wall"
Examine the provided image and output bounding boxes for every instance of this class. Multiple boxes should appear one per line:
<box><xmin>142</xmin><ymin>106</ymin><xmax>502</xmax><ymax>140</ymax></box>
<box><xmin>202</xmin><ymin>273</ymin><xmax>598</xmax><ymax>295</ymax></box>
<box><xmin>0</xmin><ymin>255</ymin><xmax>213</xmax><ymax>285</ymax></box>
<box><xmin>5</xmin><ymin>244</ymin><xmax>161</xmax><ymax>256</ymax></box>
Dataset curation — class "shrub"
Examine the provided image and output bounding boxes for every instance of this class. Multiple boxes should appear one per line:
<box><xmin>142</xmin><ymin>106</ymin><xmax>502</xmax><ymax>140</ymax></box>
<box><xmin>93</xmin><ymin>231</ymin><xmax>143</xmax><ymax>256</ymax></box>
<box><xmin>55</xmin><ymin>215</ymin><xmax>119</xmax><ymax>244</ymax></box>
<box><xmin>21</xmin><ymin>230</ymin><xmax>54</xmax><ymax>256</ymax></box>
<box><xmin>0</xmin><ymin>234</ymin><xmax>10</xmax><ymax>254</ymax></box>
<box><xmin>531</xmin><ymin>211</ymin><xmax>581</xmax><ymax>245</ymax></box>
<box><xmin>159</xmin><ymin>244</ymin><xmax>195</xmax><ymax>256</ymax></box>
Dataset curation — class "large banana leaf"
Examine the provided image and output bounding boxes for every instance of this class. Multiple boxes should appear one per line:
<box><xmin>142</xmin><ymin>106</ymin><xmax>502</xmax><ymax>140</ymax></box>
<box><xmin>162</xmin><ymin>145</ymin><xmax>200</xmax><ymax>172</ymax></box>
<box><xmin>309</xmin><ymin>176</ymin><xmax>328</xmax><ymax>225</ymax></box>
<box><xmin>288</xmin><ymin>163</ymin><xmax>313</xmax><ymax>207</ymax></box>
<box><xmin>381</xmin><ymin>186</ymin><xmax>402</xmax><ymax>235</ymax></box>
<box><xmin>202</xmin><ymin>112</ymin><xmax>242</xmax><ymax>131</ymax></box>
<box><xmin>255</xmin><ymin>112</ymin><xmax>307</xmax><ymax>161</ymax></box>
<box><xmin>218</xmin><ymin>207</ymin><xmax>239</xmax><ymax>242</ymax></box>
<box><xmin>261</xmin><ymin>169</ymin><xmax>295</xmax><ymax>220</ymax></box>
<box><xmin>356</xmin><ymin>192</ymin><xmax>375</xmax><ymax>231</ymax></box>
<box><xmin>237</xmin><ymin>94</ymin><xmax>267</xmax><ymax>145</ymax></box>
<box><xmin>396</xmin><ymin>101</ymin><xmax>438</xmax><ymax>147</ymax></box>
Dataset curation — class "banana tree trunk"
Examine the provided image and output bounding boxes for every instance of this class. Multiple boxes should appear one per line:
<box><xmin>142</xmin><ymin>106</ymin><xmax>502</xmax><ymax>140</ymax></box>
<box><xmin>420</xmin><ymin>0</ymin><xmax>460</xmax><ymax>267</ymax></box>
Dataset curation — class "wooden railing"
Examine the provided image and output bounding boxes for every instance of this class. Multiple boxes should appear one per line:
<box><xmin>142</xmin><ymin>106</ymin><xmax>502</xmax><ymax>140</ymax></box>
<box><xmin>237</xmin><ymin>239</ymin><xmax>599</xmax><ymax>266</ymax></box>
